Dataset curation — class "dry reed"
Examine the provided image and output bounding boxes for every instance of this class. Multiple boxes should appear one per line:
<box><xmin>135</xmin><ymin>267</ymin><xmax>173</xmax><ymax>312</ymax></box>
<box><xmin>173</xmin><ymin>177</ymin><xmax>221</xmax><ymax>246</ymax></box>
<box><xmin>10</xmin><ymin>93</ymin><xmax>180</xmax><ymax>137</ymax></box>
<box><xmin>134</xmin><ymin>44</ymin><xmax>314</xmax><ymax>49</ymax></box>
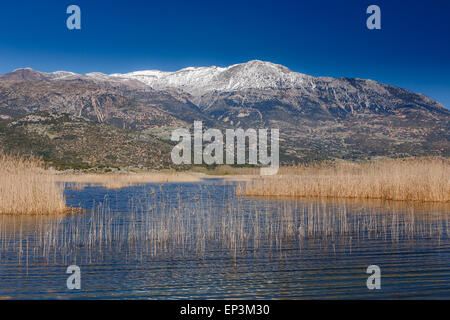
<box><xmin>0</xmin><ymin>154</ymin><xmax>66</xmax><ymax>215</ymax></box>
<box><xmin>237</xmin><ymin>158</ymin><xmax>450</xmax><ymax>202</ymax></box>
<box><xmin>54</xmin><ymin>172</ymin><xmax>203</xmax><ymax>189</ymax></box>
<box><xmin>1</xmin><ymin>190</ymin><xmax>447</xmax><ymax>265</ymax></box>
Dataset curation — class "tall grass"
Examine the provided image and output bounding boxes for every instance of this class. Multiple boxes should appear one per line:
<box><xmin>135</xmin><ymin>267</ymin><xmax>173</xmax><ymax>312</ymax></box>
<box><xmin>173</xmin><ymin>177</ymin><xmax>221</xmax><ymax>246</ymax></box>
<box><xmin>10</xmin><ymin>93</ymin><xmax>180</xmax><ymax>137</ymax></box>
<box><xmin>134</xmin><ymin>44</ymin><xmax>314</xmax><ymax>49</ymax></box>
<box><xmin>55</xmin><ymin>172</ymin><xmax>203</xmax><ymax>189</ymax></box>
<box><xmin>1</xmin><ymin>190</ymin><xmax>448</xmax><ymax>265</ymax></box>
<box><xmin>0</xmin><ymin>154</ymin><xmax>66</xmax><ymax>215</ymax></box>
<box><xmin>237</xmin><ymin>158</ymin><xmax>450</xmax><ymax>202</ymax></box>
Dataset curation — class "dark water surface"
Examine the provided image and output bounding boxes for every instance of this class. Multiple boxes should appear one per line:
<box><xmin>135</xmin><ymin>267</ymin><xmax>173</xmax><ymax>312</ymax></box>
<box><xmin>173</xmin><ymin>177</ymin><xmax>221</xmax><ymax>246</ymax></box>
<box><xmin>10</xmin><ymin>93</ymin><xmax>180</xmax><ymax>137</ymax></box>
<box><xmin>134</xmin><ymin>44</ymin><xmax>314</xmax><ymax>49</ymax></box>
<box><xmin>0</xmin><ymin>181</ymin><xmax>449</xmax><ymax>299</ymax></box>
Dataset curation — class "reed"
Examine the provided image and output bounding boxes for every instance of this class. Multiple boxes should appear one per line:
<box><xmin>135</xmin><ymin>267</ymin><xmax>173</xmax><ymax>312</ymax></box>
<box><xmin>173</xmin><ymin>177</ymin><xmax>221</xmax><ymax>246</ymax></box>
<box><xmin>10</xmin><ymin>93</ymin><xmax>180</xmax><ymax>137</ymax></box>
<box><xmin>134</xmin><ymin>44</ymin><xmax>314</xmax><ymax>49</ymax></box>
<box><xmin>1</xmin><ymin>189</ymin><xmax>447</xmax><ymax>265</ymax></box>
<box><xmin>0</xmin><ymin>154</ymin><xmax>66</xmax><ymax>215</ymax></box>
<box><xmin>55</xmin><ymin>172</ymin><xmax>203</xmax><ymax>189</ymax></box>
<box><xmin>237</xmin><ymin>158</ymin><xmax>450</xmax><ymax>202</ymax></box>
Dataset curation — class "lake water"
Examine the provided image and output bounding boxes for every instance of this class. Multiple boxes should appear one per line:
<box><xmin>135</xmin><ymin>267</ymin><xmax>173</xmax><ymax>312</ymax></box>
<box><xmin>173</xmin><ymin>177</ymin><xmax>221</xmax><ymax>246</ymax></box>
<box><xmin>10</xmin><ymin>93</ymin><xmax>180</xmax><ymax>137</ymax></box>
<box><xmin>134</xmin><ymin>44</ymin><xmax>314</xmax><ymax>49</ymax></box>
<box><xmin>0</xmin><ymin>180</ymin><xmax>449</xmax><ymax>299</ymax></box>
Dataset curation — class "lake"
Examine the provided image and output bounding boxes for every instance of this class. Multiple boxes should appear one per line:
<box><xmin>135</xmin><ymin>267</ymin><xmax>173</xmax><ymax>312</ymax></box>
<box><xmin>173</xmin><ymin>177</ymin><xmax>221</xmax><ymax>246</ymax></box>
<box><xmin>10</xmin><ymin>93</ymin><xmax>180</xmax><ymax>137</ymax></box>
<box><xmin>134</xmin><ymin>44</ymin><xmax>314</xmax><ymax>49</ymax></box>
<box><xmin>0</xmin><ymin>180</ymin><xmax>449</xmax><ymax>299</ymax></box>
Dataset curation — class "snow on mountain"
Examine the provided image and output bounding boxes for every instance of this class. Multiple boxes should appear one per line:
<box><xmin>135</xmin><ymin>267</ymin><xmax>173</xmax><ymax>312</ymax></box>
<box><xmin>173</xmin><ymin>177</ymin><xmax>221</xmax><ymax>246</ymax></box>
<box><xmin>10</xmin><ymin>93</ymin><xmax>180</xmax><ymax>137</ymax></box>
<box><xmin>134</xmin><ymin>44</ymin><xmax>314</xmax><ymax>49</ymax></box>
<box><xmin>111</xmin><ymin>60</ymin><xmax>310</xmax><ymax>96</ymax></box>
<box><xmin>48</xmin><ymin>71</ymin><xmax>78</xmax><ymax>79</ymax></box>
<box><xmin>5</xmin><ymin>62</ymin><xmax>446</xmax><ymax>114</ymax></box>
<box><xmin>25</xmin><ymin>60</ymin><xmax>312</xmax><ymax>96</ymax></box>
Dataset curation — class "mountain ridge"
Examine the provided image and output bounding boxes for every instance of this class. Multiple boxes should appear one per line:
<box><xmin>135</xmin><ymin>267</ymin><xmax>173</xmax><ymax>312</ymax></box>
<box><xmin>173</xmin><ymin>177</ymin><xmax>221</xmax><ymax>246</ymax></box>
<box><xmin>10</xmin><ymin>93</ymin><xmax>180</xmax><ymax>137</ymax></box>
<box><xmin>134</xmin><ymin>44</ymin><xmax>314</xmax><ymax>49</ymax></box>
<box><xmin>2</xmin><ymin>61</ymin><xmax>446</xmax><ymax>105</ymax></box>
<box><xmin>0</xmin><ymin>60</ymin><xmax>448</xmax><ymax>166</ymax></box>
<box><xmin>2</xmin><ymin>61</ymin><xmax>447</xmax><ymax>115</ymax></box>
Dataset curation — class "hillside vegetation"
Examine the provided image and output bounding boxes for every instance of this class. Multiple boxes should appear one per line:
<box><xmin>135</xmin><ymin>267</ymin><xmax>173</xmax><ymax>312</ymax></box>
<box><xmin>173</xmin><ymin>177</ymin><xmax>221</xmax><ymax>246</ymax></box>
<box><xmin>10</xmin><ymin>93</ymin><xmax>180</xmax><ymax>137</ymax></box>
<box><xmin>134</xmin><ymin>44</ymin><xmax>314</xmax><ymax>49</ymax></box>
<box><xmin>0</xmin><ymin>112</ymin><xmax>178</xmax><ymax>170</ymax></box>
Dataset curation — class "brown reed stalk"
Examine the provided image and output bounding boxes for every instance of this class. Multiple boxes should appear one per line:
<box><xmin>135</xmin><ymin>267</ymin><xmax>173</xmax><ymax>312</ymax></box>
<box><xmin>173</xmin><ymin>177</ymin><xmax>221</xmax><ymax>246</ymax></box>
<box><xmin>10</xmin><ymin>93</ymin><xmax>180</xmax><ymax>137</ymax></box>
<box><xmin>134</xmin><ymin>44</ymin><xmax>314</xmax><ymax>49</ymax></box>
<box><xmin>0</xmin><ymin>153</ymin><xmax>66</xmax><ymax>215</ymax></box>
<box><xmin>237</xmin><ymin>158</ymin><xmax>450</xmax><ymax>202</ymax></box>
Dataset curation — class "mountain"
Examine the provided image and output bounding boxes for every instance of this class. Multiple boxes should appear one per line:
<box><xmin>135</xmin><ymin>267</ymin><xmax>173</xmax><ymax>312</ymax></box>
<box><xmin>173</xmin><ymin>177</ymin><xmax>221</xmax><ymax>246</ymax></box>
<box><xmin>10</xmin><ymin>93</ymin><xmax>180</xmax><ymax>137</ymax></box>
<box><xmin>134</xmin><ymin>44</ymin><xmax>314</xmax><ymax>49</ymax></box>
<box><xmin>111</xmin><ymin>60</ymin><xmax>306</xmax><ymax>96</ymax></box>
<box><xmin>0</xmin><ymin>60</ymin><xmax>448</xmax><ymax>166</ymax></box>
<box><xmin>0</xmin><ymin>112</ymin><xmax>177</xmax><ymax>170</ymax></box>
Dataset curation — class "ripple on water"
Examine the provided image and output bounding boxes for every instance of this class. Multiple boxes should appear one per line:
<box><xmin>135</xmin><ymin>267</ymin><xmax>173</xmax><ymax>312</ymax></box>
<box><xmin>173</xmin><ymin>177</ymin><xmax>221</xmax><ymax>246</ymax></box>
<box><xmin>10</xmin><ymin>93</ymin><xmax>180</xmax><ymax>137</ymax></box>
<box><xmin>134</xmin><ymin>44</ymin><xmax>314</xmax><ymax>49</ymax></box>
<box><xmin>0</xmin><ymin>182</ymin><xmax>449</xmax><ymax>299</ymax></box>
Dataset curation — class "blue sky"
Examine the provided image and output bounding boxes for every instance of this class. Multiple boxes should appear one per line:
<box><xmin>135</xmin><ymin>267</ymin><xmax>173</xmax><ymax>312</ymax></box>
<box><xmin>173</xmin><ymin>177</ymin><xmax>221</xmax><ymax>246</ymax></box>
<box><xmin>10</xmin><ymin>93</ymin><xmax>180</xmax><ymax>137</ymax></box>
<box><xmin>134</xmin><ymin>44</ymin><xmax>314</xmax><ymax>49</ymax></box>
<box><xmin>0</xmin><ymin>0</ymin><xmax>449</xmax><ymax>107</ymax></box>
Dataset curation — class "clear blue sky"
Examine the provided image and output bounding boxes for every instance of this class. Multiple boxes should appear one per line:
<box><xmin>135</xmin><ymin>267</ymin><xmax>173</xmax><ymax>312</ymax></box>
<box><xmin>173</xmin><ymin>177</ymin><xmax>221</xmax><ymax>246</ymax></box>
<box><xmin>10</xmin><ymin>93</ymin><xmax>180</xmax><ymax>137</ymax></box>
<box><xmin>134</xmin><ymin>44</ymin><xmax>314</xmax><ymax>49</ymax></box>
<box><xmin>0</xmin><ymin>0</ymin><xmax>449</xmax><ymax>107</ymax></box>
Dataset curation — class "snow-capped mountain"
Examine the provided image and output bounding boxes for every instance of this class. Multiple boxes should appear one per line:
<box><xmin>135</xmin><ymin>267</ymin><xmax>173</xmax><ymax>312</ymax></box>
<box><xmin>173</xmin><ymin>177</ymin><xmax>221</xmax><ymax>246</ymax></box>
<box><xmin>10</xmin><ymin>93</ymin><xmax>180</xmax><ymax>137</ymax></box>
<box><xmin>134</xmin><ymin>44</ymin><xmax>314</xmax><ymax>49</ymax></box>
<box><xmin>41</xmin><ymin>60</ymin><xmax>313</xmax><ymax>97</ymax></box>
<box><xmin>30</xmin><ymin>59</ymin><xmax>444</xmax><ymax>113</ymax></box>
<box><xmin>0</xmin><ymin>60</ymin><xmax>448</xmax><ymax>162</ymax></box>
<box><xmin>2</xmin><ymin>60</ymin><xmax>447</xmax><ymax>115</ymax></box>
<box><xmin>110</xmin><ymin>60</ymin><xmax>310</xmax><ymax>96</ymax></box>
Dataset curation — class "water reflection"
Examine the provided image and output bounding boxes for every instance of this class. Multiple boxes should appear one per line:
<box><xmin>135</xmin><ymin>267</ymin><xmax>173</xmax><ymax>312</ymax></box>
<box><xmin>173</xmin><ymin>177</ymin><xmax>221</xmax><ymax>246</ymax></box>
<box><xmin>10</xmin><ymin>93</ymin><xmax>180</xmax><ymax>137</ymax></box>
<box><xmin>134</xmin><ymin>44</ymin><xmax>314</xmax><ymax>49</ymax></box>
<box><xmin>0</xmin><ymin>182</ymin><xmax>449</xmax><ymax>299</ymax></box>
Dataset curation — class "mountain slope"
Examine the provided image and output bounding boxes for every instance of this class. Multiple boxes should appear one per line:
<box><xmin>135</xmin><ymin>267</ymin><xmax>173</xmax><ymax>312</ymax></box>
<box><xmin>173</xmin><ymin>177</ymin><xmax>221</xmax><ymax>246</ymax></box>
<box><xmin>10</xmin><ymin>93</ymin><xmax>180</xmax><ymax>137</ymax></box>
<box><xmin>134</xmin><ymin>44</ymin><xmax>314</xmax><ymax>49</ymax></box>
<box><xmin>0</xmin><ymin>112</ymin><xmax>177</xmax><ymax>170</ymax></box>
<box><xmin>0</xmin><ymin>61</ymin><xmax>448</xmax><ymax>165</ymax></box>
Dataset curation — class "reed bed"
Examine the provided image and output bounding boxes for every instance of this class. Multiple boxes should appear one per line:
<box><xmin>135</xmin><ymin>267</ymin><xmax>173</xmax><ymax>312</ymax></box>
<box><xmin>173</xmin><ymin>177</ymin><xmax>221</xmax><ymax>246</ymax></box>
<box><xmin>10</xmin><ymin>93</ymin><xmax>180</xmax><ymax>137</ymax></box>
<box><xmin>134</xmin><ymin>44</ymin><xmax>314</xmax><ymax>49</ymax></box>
<box><xmin>55</xmin><ymin>172</ymin><xmax>203</xmax><ymax>189</ymax></box>
<box><xmin>237</xmin><ymin>158</ymin><xmax>450</xmax><ymax>202</ymax></box>
<box><xmin>192</xmin><ymin>165</ymin><xmax>261</xmax><ymax>176</ymax></box>
<box><xmin>1</xmin><ymin>185</ymin><xmax>448</xmax><ymax>266</ymax></box>
<box><xmin>0</xmin><ymin>154</ymin><xmax>66</xmax><ymax>215</ymax></box>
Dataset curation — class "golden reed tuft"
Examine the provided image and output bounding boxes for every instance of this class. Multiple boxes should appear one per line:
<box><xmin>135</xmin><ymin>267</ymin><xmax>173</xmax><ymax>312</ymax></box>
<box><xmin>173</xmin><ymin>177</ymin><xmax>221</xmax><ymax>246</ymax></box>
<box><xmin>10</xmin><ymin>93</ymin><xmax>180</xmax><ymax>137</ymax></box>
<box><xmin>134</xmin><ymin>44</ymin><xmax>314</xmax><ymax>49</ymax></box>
<box><xmin>55</xmin><ymin>172</ymin><xmax>202</xmax><ymax>189</ymax></box>
<box><xmin>237</xmin><ymin>158</ymin><xmax>450</xmax><ymax>202</ymax></box>
<box><xmin>0</xmin><ymin>154</ymin><xmax>66</xmax><ymax>215</ymax></box>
